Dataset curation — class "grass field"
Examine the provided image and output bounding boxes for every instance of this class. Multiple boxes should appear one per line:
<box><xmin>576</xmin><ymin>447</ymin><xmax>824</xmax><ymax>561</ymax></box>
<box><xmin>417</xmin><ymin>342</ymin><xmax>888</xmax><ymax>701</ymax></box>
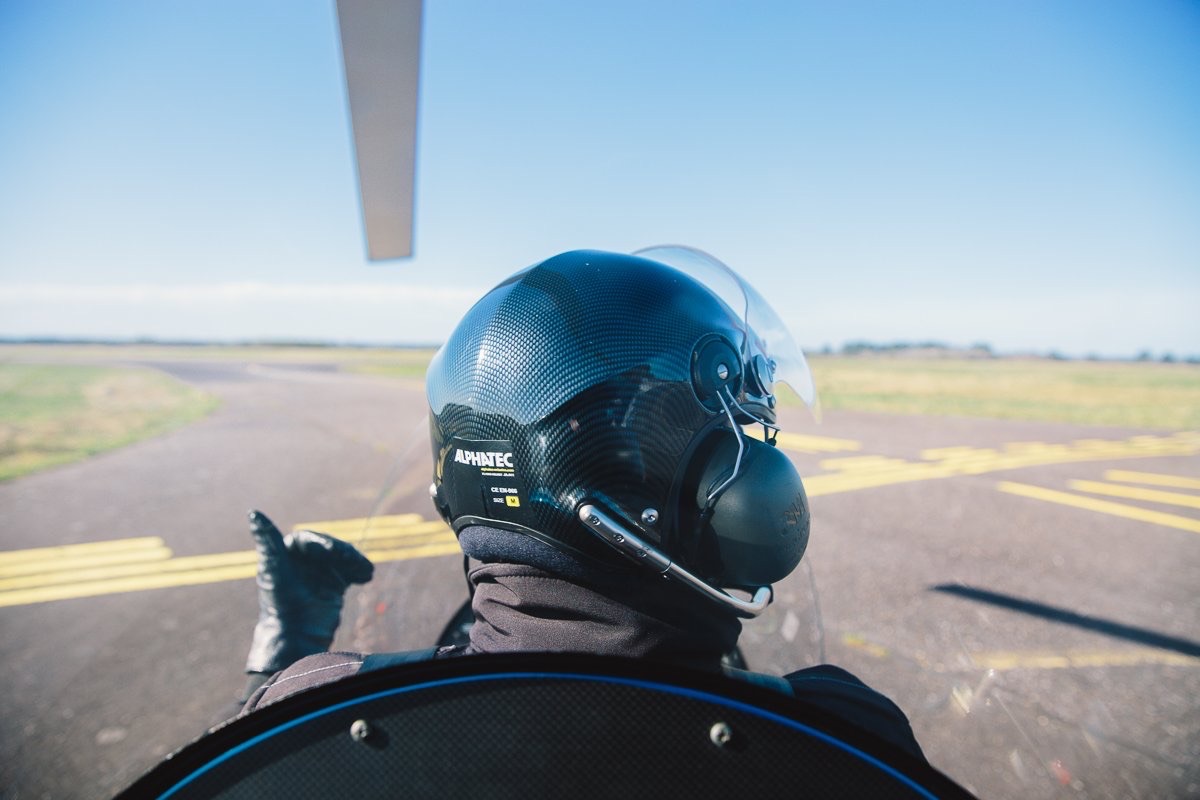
<box><xmin>808</xmin><ymin>356</ymin><xmax>1200</xmax><ymax>430</ymax></box>
<box><xmin>1</xmin><ymin>345</ymin><xmax>1195</xmax><ymax>482</ymax></box>
<box><xmin>335</xmin><ymin>349</ymin><xmax>1200</xmax><ymax>430</ymax></box>
<box><xmin>0</xmin><ymin>362</ymin><xmax>218</xmax><ymax>481</ymax></box>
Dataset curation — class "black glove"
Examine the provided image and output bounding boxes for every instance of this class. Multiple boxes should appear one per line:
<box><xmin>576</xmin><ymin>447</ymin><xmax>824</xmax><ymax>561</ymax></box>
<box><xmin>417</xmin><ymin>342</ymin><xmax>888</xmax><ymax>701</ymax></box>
<box><xmin>245</xmin><ymin>510</ymin><xmax>374</xmax><ymax>674</ymax></box>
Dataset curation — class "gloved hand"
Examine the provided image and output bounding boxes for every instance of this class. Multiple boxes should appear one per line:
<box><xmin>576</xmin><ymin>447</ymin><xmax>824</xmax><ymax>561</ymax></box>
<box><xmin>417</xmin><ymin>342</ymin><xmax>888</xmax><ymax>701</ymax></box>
<box><xmin>245</xmin><ymin>509</ymin><xmax>374</xmax><ymax>674</ymax></box>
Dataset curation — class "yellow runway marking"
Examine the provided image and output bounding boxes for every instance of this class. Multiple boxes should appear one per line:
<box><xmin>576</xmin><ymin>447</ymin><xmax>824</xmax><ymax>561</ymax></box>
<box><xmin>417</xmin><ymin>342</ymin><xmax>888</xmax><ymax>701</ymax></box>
<box><xmin>0</xmin><ymin>536</ymin><xmax>165</xmax><ymax>566</ymax></box>
<box><xmin>289</xmin><ymin>513</ymin><xmax>424</xmax><ymax>537</ymax></box>
<box><xmin>0</xmin><ymin>515</ymin><xmax>457</xmax><ymax>608</ymax></box>
<box><xmin>806</xmin><ymin>432</ymin><xmax>1200</xmax><ymax>497</ymax></box>
<box><xmin>366</xmin><ymin>542</ymin><xmax>462</xmax><ymax>563</ymax></box>
<box><xmin>0</xmin><ymin>549</ymin><xmax>256</xmax><ymax>591</ymax></box>
<box><xmin>841</xmin><ymin>633</ymin><xmax>891</xmax><ymax>659</ymax></box>
<box><xmin>774</xmin><ymin>432</ymin><xmax>862</xmax><ymax>454</ymax></box>
<box><xmin>1069</xmin><ymin>479</ymin><xmax>1200</xmax><ymax>510</ymax></box>
<box><xmin>0</xmin><ymin>532</ymin><xmax>456</xmax><ymax>592</ymax></box>
<box><xmin>818</xmin><ymin>455</ymin><xmax>911</xmax><ymax>472</ymax></box>
<box><xmin>744</xmin><ymin>428</ymin><xmax>862</xmax><ymax>453</ymax></box>
<box><xmin>5</xmin><ymin>433</ymin><xmax>1196</xmax><ymax>606</ymax></box>
<box><xmin>0</xmin><ymin>546</ymin><xmax>173</xmax><ymax>579</ymax></box>
<box><xmin>997</xmin><ymin>481</ymin><xmax>1200</xmax><ymax>534</ymax></box>
<box><xmin>970</xmin><ymin>649</ymin><xmax>1200</xmax><ymax>671</ymax></box>
<box><xmin>1104</xmin><ymin>470</ymin><xmax>1200</xmax><ymax>491</ymax></box>
<box><xmin>0</xmin><ymin>564</ymin><xmax>262</xmax><ymax>607</ymax></box>
<box><xmin>357</xmin><ymin>521</ymin><xmax>457</xmax><ymax>540</ymax></box>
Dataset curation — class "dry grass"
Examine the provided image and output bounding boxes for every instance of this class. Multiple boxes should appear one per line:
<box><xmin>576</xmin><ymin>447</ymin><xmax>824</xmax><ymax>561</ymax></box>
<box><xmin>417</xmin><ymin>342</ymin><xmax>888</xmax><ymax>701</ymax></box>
<box><xmin>0</xmin><ymin>363</ymin><xmax>218</xmax><ymax>480</ymax></box>
<box><xmin>809</xmin><ymin>356</ymin><xmax>1200</xmax><ymax>430</ymax></box>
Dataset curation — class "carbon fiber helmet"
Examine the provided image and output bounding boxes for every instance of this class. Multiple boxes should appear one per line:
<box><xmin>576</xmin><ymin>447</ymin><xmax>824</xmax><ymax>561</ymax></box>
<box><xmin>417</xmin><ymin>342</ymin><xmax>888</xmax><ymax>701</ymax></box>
<box><xmin>427</xmin><ymin>247</ymin><xmax>816</xmax><ymax>617</ymax></box>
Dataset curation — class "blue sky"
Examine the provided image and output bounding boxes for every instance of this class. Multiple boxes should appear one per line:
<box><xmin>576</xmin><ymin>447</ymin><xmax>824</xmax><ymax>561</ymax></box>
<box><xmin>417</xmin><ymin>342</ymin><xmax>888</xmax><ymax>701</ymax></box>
<box><xmin>1</xmin><ymin>1</ymin><xmax>1197</xmax><ymax>357</ymax></box>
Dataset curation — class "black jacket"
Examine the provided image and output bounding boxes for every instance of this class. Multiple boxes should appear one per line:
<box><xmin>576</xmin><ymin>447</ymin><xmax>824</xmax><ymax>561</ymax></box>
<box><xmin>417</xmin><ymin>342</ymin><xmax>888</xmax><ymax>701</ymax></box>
<box><xmin>240</xmin><ymin>561</ymin><xmax>926</xmax><ymax>760</ymax></box>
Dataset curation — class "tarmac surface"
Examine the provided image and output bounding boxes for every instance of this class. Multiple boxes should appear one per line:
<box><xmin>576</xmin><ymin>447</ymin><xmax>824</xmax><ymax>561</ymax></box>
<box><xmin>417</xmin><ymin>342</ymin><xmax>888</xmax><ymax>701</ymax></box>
<box><xmin>1</xmin><ymin>354</ymin><xmax>1197</xmax><ymax>799</ymax></box>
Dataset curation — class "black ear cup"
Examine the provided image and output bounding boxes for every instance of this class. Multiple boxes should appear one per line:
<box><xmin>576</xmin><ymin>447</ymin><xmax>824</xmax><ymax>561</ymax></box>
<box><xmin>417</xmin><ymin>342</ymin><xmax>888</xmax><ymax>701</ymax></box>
<box><xmin>693</xmin><ymin>430</ymin><xmax>809</xmax><ymax>586</ymax></box>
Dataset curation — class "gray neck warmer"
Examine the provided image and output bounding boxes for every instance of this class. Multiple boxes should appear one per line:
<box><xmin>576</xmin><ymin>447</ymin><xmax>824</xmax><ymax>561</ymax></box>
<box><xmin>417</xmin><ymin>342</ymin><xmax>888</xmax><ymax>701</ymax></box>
<box><xmin>462</xmin><ymin>559</ymin><xmax>742</xmax><ymax>669</ymax></box>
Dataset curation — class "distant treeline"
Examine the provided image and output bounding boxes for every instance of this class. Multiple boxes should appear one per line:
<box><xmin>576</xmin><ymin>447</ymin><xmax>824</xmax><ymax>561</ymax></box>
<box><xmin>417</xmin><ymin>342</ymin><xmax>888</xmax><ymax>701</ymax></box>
<box><xmin>821</xmin><ymin>341</ymin><xmax>1198</xmax><ymax>363</ymax></box>
<box><xmin>832</xmin><ymin>340</ymin><xmax>994</xmax><ymax>357</ymax></box>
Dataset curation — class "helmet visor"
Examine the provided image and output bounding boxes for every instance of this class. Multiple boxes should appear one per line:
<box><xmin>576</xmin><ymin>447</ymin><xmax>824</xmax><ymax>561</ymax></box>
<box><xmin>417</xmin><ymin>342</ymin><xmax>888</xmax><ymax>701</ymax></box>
<box><xmin>631</xmin><ymin>245</ymin><xmax>817</xmax><ymax>412</ymax></box>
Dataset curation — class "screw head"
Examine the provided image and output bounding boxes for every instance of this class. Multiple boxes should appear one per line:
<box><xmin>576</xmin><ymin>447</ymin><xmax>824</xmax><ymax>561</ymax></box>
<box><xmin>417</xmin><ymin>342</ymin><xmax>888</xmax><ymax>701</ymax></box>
<box><xmin>350</xmin><ymin>719</ymin><xmax>372</xmax><ymax>742</ymax></box>
<box><xmin>641</xmin><ymin>508</ymin><xmax>659</xmax><ymax>526</ymax></box>
<box><xmin>716</xmin><ymin>363</ymin><xmax>730</xmax><ymax>381</ymax></box>
<box><xmin>709</xmin><ymin>721</ymin><xmax>734</xmax><ymax>747</ymax></box>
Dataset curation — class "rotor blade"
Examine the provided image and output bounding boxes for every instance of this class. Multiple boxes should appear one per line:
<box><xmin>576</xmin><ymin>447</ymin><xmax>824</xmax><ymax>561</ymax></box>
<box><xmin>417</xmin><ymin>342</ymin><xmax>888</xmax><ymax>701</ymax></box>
<box><xmin>336</xmin><ymin>0</ymin><xmax>423</xmax><ymax>260</ymax></box>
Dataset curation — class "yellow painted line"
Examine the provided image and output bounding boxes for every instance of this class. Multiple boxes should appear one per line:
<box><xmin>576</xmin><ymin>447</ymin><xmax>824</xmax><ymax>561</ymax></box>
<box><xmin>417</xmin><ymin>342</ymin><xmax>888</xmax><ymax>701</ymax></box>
<box><xmin>0</xmin><ymin>546</ymin><xmax>173</xmax><ymax>579</ymax></box>
<box><xmin>0</xmin><ymin>564</ymin><xmax>260</xmax><ymax>608</ymax></box>
<box><xmin>971</xmin><ymin>649</ymin><xmax>1200</xmax><ymax>671</ymax></box>
<box><xmin>0</xmin><ymin>537</ymin><xmax>165</xmax><ymax>566</ymax></box>
<box><xmin>1105</xmin><ymin>470</ymin><xmax>1200</xmax><ymax>491</ymax></box>
<box><xmin>841</xmin><ymin>633</ymin><xmax>890</xmax><ymax>659</ymax></box>
<box><xmin>0</xmin><ymin>518</ymin><xmax>460</xmax><ymax>607</ymax></box>
<box><xmin>818</xmin><ymin>455</ymin><xmax>911</xmax><ymax>472</ymax></box>
<box><xmin>365</xmin><ymin>541</ymin><xmax>462</xmax><ymax>563</ymax></box>
<box><xmin>282</xmin><ymin>521</ymin><xmax>452</xmax><ymax>545</ymax></box>
<box><xmin>352</xmin><ymin>521</ymin><xmax>451</xmax><ymax>540</ymax></box>
<box><xmin>774</xmin><ymin>432</ymin><xmax>861</xmax><ymax>454</ymax></box>
<box><xmin>1069</xmin><ymin>480</ymin><xmax>1200</xmax><ymax>510</ymax></box>
<box><xmin>357</xmin><ymin>533</ymin><xmax>456</xmax><ymax>553</ymax></box>
<box><xmin>803</xmin><ymin>432</ymin><xmax>1200</xmax><ymax>498</ymax></box>
<box><xmin>0</xmin><ymin>537</ymin><xmax>457</xmax><ymax>592</ymax></box>
<box><xmin>997</xmin><ymin>481</ymin><xmax>1200</xmax><ymax>534</ymax></box>
<box><xmin>920</xmin><ymin>446</ymin><xmax>984</xmax><ymax>460</ymax></box>
<box><xmin>0</xmin><ymin>538</ymin><xmax>459</xmax><ymax>608</ymax></box>
<box><xmin>807</xmin><ymin>462</ymin><xmax>954</xmax><ymax>497</ymax></box>
<box><xmin>743</xmin><ymin>427</ymin><xmax>861</xmax><ymax>453</ymax></box>
<box><xmin>291</xmin><ymin>513</ymin><xmax>423</xmax><ymax>536</ymax></box>
<box><xmin>0</xmin><ymin>549</ymin><xmax>255</xmax><ymax>591</ymax></box>
<box><xmin>0</xmin><ymin>523</ymin><xmax>451</xmax><ymax>590</ymax></box>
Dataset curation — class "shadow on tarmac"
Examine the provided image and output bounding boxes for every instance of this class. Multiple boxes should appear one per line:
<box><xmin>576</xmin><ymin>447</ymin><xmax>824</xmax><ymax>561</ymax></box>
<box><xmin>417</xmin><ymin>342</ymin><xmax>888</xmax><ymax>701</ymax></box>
<box><xmin>931</xmin><ymin>583</ymin><xmax>1200</xmax><ymax>658</ymax></box>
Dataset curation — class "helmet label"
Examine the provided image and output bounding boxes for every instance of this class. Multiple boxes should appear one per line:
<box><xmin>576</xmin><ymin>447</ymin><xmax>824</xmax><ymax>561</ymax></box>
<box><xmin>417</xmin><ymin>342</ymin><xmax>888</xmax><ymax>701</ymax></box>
<box><xmin>442</xmin><ymin>437</ymin><xmax>531</xmax><ymax>524</ymax></box>
<box><xmin>453</xmin><ymin>448</ymin><xmax>515</xmax><ymax>469</ymax></box>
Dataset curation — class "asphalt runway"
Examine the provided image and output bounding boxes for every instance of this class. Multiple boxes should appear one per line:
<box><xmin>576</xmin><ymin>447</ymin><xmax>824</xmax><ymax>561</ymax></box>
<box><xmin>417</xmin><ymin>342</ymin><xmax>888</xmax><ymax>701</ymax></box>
<box><xmin>1</xmin><ymin>354</ymin><xmax>1197</xmax><ymax>799</ymax></box>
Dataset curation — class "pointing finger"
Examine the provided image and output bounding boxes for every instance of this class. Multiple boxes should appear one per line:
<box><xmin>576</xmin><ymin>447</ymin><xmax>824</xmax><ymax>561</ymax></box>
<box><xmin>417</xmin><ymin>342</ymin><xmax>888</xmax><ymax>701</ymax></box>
<box><xmin>247</xmin><ymin>509</ymin><xmax>288</xmax><ymax>563</ymax></box>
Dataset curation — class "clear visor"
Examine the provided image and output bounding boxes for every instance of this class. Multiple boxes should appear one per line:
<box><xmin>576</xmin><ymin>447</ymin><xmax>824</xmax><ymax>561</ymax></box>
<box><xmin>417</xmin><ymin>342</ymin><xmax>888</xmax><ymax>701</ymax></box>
<box><xmin>632</xmin><ymin>245</ymin><xmax>818</xmax><ymax>411</ymax></box>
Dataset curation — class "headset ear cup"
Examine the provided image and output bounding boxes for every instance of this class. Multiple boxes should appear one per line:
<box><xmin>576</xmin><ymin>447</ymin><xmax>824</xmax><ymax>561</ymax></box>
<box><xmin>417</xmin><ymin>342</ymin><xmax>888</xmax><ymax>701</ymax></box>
<box><xmin>693</xmin><ymin>431</ymin><xmax>809</xmax><ymax>586</ymax></box>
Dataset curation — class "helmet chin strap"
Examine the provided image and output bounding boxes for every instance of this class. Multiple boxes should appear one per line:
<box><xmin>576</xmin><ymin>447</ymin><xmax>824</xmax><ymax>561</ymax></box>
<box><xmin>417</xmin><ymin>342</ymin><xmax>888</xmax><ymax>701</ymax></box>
<box><xmin>577</xmin><ymin>503</ymin><xmax>773</xmax><ymax>618</ymax></box>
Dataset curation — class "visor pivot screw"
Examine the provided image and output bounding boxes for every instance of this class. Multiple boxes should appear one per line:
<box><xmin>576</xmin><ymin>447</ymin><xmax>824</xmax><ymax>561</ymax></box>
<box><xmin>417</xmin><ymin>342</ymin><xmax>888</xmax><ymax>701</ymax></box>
<box><xmin>641</xmin><ymin>508</ymin><xmax>659</xmax><ymax>526</ymax></box>
<box><xmin>709</xmin><ymin>722</ymin><xmax>734</xmax><ymax>748</ymax></box>
<box><xmin>350</xmin><ymin>719</ymin><xmax>372</xmax><ymax>743</ymax></box>
<box><xmin>716</xmin><ymin>363</ymin><xmax>730</xmax><ymax>381</ymax></box>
